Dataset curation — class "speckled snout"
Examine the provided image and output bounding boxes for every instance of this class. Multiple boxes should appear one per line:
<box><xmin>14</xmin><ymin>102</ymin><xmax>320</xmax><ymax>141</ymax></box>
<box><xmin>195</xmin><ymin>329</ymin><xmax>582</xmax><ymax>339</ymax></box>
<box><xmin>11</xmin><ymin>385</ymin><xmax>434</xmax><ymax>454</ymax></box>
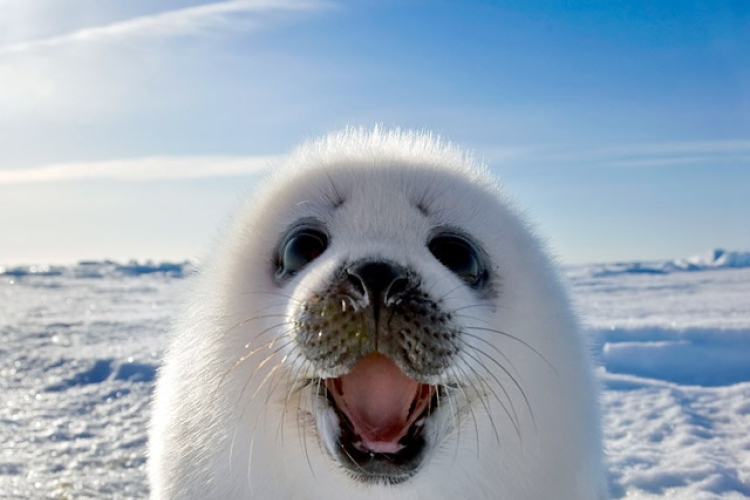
<box><xmin>293</xmin><ymin>259</ymin><xmax>461</xmax><ymax>381</ymax></box>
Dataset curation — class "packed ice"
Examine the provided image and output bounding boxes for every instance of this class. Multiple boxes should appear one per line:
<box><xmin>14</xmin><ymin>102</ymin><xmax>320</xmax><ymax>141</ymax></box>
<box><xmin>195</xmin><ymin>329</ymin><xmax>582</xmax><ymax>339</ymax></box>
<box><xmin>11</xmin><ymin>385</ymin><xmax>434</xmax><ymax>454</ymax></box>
<box><xmin>1</xmin><ymin>250</ymin><xmax>748</xmax><ymax>499</ymax></box>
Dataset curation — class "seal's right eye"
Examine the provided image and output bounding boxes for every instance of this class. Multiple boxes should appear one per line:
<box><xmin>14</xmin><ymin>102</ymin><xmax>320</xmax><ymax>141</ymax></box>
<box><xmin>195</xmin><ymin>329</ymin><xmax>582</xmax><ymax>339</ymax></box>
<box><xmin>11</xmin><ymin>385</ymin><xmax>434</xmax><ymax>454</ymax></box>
<box><xmin>278</xmin><ymin>229</ymin><xmax>328</xmax><ymax>277</ymax></box>
<box><xmin>428</xmin><ymin>233</ymin><xmax>486</xmax><ymax>288</ymax></box>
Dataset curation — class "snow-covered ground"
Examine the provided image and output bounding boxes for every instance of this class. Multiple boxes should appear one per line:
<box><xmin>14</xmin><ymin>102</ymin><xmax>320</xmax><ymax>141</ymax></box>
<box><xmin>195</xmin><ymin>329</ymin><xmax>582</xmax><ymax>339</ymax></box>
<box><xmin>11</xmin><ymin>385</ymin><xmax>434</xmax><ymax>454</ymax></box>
<box><xmin>569</xmin><ymin>251</ymin><xmax>750</xmax><ymax>499</ymax></box>
<box><xmin>1</xmin><ymin>251</ymin><xmax>749</xmax><ymax>499</ymax></box>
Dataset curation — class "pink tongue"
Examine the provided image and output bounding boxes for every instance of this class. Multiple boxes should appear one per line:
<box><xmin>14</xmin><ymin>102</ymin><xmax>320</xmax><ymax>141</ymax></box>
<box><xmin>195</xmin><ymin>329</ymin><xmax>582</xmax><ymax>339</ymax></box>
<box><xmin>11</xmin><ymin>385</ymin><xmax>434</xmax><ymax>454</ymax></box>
<box><xmin>328</xmin><ymin>354</ymin><xmax>433</xmax><ymax>454</ymax></box>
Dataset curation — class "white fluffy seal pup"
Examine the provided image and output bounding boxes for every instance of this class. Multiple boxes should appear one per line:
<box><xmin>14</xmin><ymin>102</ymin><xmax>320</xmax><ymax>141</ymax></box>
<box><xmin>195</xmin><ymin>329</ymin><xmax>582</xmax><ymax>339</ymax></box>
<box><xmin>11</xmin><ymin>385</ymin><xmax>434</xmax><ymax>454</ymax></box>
<box><xmin>149</xmin><ymin>128</ymin><xmax>609</xmax><ymax>500</ymax></box>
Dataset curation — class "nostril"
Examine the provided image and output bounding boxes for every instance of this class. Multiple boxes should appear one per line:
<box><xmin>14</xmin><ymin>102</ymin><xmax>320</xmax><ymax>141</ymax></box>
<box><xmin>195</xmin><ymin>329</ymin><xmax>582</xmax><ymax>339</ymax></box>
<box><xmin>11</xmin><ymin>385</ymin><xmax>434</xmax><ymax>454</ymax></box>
<box><xmin>385</xmin><ymin>277</ymin><xmax>410</xmax><ymax>302</ymax></box>
<box><xmin>346</xmin><ymin>261</ymin><xmax>410</xmax><ymax>303</ymax></box>
<box><xmin>346</xmin><ymin>269</ymin><xmax>367</xmax><ymax>298</ymax></box>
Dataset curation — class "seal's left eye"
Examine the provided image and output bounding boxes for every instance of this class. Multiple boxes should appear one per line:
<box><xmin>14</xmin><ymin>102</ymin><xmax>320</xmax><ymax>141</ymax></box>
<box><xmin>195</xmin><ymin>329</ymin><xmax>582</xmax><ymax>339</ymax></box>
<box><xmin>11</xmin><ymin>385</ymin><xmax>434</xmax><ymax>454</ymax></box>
<box><xmin>428</xmin><ymin>234</ymin><xmax>484</xmax><ymax>287</ymax></box>
<box><xmin>279</xmin><ymin>229</ymin><xmax>328</xmax><ymax>277</ymax></box>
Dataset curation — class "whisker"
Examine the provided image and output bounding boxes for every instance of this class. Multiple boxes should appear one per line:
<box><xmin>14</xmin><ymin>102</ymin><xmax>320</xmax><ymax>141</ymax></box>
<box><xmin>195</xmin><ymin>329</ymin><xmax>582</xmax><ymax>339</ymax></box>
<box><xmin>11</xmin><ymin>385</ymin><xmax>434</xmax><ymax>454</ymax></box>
<box><xmin>259</xmin><ymin>352</ymin><xmax>290</xmax><ymax>409</ymax></box>
<box><xmin>235</xmin><ymin>338</ymin><xmax>295</xmax><ymax>413</ymax></box>
<box><xmin>463</xmin><ymin>325</ymin><xmax>555</xmax><ymax>372</ymax></box>
<box><xmin>450</xmin><ymin>302</ymin><xmax>496</xmax><ymax>314</ymax></box>
<box><xmin>457</xmin><ymin>343</ymin><xmax>522</xmax><ymax>437</ymax></box>
<box><xmin>248</xmin><ymin>354</ymin><xmax>290</xmax><ymax>446</ymax></box>
<box><xmin>460</xmin><ymin>330</ymin><xmax>521</xmax><ymax>378</ymax></box>
<box><xmin>455</xmin><ymin>356</ymin><xmax>504</xmax><ymax>447</ymax></box>
<box><xmin>421</xmin><ymin>271</ymin><xmax>458</xmax><ymax>302</ymax></box>
<box><xmin>339</xmin><ymin>443</ymin><xmax>367</xmax><ymax>478</ymax></box>
<box><xmin>220</xmin><ymin>312</ymin><xmax>290</xmax><ymax>341</ymax></box>
<box><xmin>300</xmin><ymin>374</ymin><xmax>318</xmax><ymax>478</ymax></box>
<box><xmin>461</xmin><ymin>341</ymin><xmax>537</xmax><ymax>434</ymax></box>
<box><xmin>438</xmin><ymin>382</ymin><xmax>465</xmax><ymax>469</ymax></box>
<box><xmin>315</xmin><ymin>376</ymin><xmax>329</xmax><ymax>464</ymax></box>
<box><xmin>278</xmin><ymin>351</ymin><xmax>308</xmax><ymax>445</ymax></box>
<box><xmin>234</xmin><ymin>289</ymin><xmax>305</xmax><ymax>304</ymax></box>
<box><xmin>437</xmin><ymin>282</ymin><xmax>466</xmax><ymax>304</ymax></box>
<box><xmin>246</xmin><ymin>420</ymin><xmax>257</xmax><ymax>496</ymax></box>
<box><xmin>447</xmin><ymin>365</ymin><xmax>481</xmax><ymax>456</ymax></box>
<box><xmin>230</xmin><ymin>335</ymin><xmax>294</xmax><ymax>490</ymax></box>
<box><xmin>218</xmin><ymin>323</ymin><xmax>292</xmax><ymax>388</ymax></box>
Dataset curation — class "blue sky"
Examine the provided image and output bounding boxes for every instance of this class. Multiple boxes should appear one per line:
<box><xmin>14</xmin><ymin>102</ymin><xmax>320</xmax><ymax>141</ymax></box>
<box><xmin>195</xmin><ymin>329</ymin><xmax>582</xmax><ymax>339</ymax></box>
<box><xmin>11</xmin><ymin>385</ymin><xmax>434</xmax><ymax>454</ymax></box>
<box><xmin>1</xmin><ymin>0</ymin><xmax>748</xmax><ymax>264</ymax></box>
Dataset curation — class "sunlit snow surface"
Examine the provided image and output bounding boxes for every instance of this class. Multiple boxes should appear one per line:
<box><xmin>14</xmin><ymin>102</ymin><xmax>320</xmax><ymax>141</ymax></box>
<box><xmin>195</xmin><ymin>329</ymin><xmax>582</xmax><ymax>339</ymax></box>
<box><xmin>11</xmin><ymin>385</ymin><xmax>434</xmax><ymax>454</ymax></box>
<box><xmin>1</xmin><ymin>253</ymin><xmax>749</xmax><ymax>499</ymax></box>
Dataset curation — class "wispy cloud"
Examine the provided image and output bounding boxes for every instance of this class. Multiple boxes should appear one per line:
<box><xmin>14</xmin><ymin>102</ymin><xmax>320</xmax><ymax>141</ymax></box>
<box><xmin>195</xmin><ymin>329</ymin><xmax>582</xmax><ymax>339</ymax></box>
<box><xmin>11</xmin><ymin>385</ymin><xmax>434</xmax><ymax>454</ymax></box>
<box><xmin>9</xmin><ymin>139</ymin><xmax>748</xmax><ymax>186</ymax></box>
<box><xmin>609</xmin><ymin>154</ymin><xmax>750</xmax><ymax>168</ymax></box>
<box><xmin>484</xmin><ymin>140</ymin><xmax>750</xmax><ymax>169</ymax></box>
<box><xmin>0</xmin><ymin>155</ymin><xmax>279</xmax><ymax>184</ymax></box>
<box><xmin>0</xmin><ymin>0</ymin><xmax>336</xmax><ymax>132</ymax></box>
<box><xmin>604</xmin><ymin>140</ymin><xmax>750</xmax><ymax>157</ymax></box>
<box><xmin>0</xmin><ymin>0</ymin><xmax>332</xmax><ymax>54</ymax></box>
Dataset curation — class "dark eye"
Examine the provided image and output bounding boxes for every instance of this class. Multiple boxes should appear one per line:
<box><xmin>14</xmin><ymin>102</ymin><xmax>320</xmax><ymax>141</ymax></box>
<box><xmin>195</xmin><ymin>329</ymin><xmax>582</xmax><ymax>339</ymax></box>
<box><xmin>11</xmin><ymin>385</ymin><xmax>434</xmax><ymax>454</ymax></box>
<box><xmin>278</xmin><ymin>229</ymin><xmax>328</xmax><ymax>277</ymax></box>
<box><xmin>428</xmin><ymin>234</ymin><xmax>484</xmax><ymax>286</ymax></box>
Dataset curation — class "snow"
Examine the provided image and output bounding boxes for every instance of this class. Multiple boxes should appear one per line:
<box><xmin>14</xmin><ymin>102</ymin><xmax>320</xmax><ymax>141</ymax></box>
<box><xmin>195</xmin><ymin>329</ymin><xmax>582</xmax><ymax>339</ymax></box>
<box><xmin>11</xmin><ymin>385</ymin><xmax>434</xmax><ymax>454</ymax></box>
<box><xmin>573</xmin><ymin>249</ymin><xmax>750</xmax><ymax>278</ymax></box>
<box><xmin>0</xmin><ymin>260</ymin><xmax>195</xmax><ymax>279</ymax></box>
<box><xmin>0</xmin><ymin>267</ymin><xmax>179</xmax><ymax>499</ymax></box>
<box><xmin>1</xmin><ymin>251</ymin><xmax>749</xmax><ymax>499</ymax></box>
<box><xmin>571</xmin><ymin>254</ymin><xmax>750</xmax><ymax>499</ymax></box>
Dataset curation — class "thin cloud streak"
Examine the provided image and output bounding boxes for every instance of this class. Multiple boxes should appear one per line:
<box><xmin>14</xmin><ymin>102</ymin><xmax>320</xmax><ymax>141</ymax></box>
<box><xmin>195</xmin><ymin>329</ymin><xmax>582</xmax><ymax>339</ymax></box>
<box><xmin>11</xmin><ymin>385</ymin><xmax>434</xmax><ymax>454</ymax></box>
<box><xmin>609</xmin><ymin>155</ymin><xmax>750</xmax><ymax>168</ymax></box>
<box><xmin>7</xmin><ymin>138</ymin><xmax>748</xmax><ymax>185</ymax></box>
<box><xmin>606</xmin><ymin>140</ymin><xmax>750</xmax><ymax>156</ymax></box>
<box><xmin>0</xmin><ymin>0</ymin><xmax>331</xmax><ymax>54</ymax></box>
<box><xmin>484</xmin><ymin>140</ymin><xmax>750</xmax><ymax>168</ymax></box>
<box><xmin>0</xmin><ymin>155</ymin><xmax>279</xmax><ymax>184</ymax></box>
<box><xmin>0</xmin><ymin>0</ymin><xmax>337</xmax><ymax>128</ymax></box>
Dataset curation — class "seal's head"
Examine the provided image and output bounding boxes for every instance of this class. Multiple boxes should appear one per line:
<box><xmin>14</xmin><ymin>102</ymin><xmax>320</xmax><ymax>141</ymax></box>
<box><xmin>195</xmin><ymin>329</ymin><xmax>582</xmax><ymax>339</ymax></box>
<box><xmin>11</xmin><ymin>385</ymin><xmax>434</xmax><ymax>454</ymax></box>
<box><xmin>149</xmin><ymin>128</ymin><xmax>609</xmax><ymax>500</ymax></box>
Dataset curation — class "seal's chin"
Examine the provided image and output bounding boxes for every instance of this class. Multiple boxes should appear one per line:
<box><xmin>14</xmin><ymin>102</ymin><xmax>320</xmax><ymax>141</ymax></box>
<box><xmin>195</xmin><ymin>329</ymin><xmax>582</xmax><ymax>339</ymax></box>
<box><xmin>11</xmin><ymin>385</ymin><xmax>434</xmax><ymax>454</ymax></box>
<box><xmin>322</xmin><ymin>354</ymin><xmax>440</xmax><ymax>484</ymax></box>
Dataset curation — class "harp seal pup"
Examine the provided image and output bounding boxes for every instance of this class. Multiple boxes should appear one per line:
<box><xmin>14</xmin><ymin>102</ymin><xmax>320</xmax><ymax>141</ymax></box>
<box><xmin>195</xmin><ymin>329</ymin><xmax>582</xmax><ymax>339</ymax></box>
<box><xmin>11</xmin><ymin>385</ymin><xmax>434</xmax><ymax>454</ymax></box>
<box><xmin>149</xmin><ymin>128</ymin><xmax>609</xmax><ymax>500</ymax></box>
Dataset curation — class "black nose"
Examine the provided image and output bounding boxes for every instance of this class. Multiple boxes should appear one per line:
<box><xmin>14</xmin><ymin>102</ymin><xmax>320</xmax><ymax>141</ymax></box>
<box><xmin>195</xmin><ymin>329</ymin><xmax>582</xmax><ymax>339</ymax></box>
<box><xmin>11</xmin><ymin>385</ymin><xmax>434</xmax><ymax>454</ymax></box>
<box><xmin>346</xmin><ymin>261</ymin><xmax>410</xmax><ymax>303</ymax></box>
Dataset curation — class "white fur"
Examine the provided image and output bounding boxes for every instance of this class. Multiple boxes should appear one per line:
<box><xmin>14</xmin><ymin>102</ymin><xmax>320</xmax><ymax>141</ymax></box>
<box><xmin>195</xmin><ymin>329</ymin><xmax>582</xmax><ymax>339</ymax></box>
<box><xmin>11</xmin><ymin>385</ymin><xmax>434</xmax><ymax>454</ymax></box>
<box><xmin>149</xmin><ymin>127</ymin><xmax>609</xmax><ymax>499</ymax></box>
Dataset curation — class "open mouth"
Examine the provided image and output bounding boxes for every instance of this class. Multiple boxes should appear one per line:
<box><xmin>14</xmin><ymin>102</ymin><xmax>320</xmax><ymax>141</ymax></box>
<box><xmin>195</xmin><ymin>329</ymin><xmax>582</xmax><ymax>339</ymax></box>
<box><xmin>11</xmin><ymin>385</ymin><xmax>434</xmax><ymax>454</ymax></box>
<box><xmin>324</xmin><ymin>353</ymin><xmax>439</xmax><ymax>484</ymax></box>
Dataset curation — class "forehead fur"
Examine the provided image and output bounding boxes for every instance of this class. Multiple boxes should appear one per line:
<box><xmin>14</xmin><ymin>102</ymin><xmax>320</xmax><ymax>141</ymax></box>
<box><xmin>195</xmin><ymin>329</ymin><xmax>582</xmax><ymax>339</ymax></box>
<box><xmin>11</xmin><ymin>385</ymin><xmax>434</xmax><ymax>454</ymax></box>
<box><xmin>241</xmin><ymin>128</ymin><xmax>513</xmax><ymax>239</ymax></box>
<box><xmin>271</xmin><ymin>126</ymin><xmax>496</xmax><ymax>189</ymax></box>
